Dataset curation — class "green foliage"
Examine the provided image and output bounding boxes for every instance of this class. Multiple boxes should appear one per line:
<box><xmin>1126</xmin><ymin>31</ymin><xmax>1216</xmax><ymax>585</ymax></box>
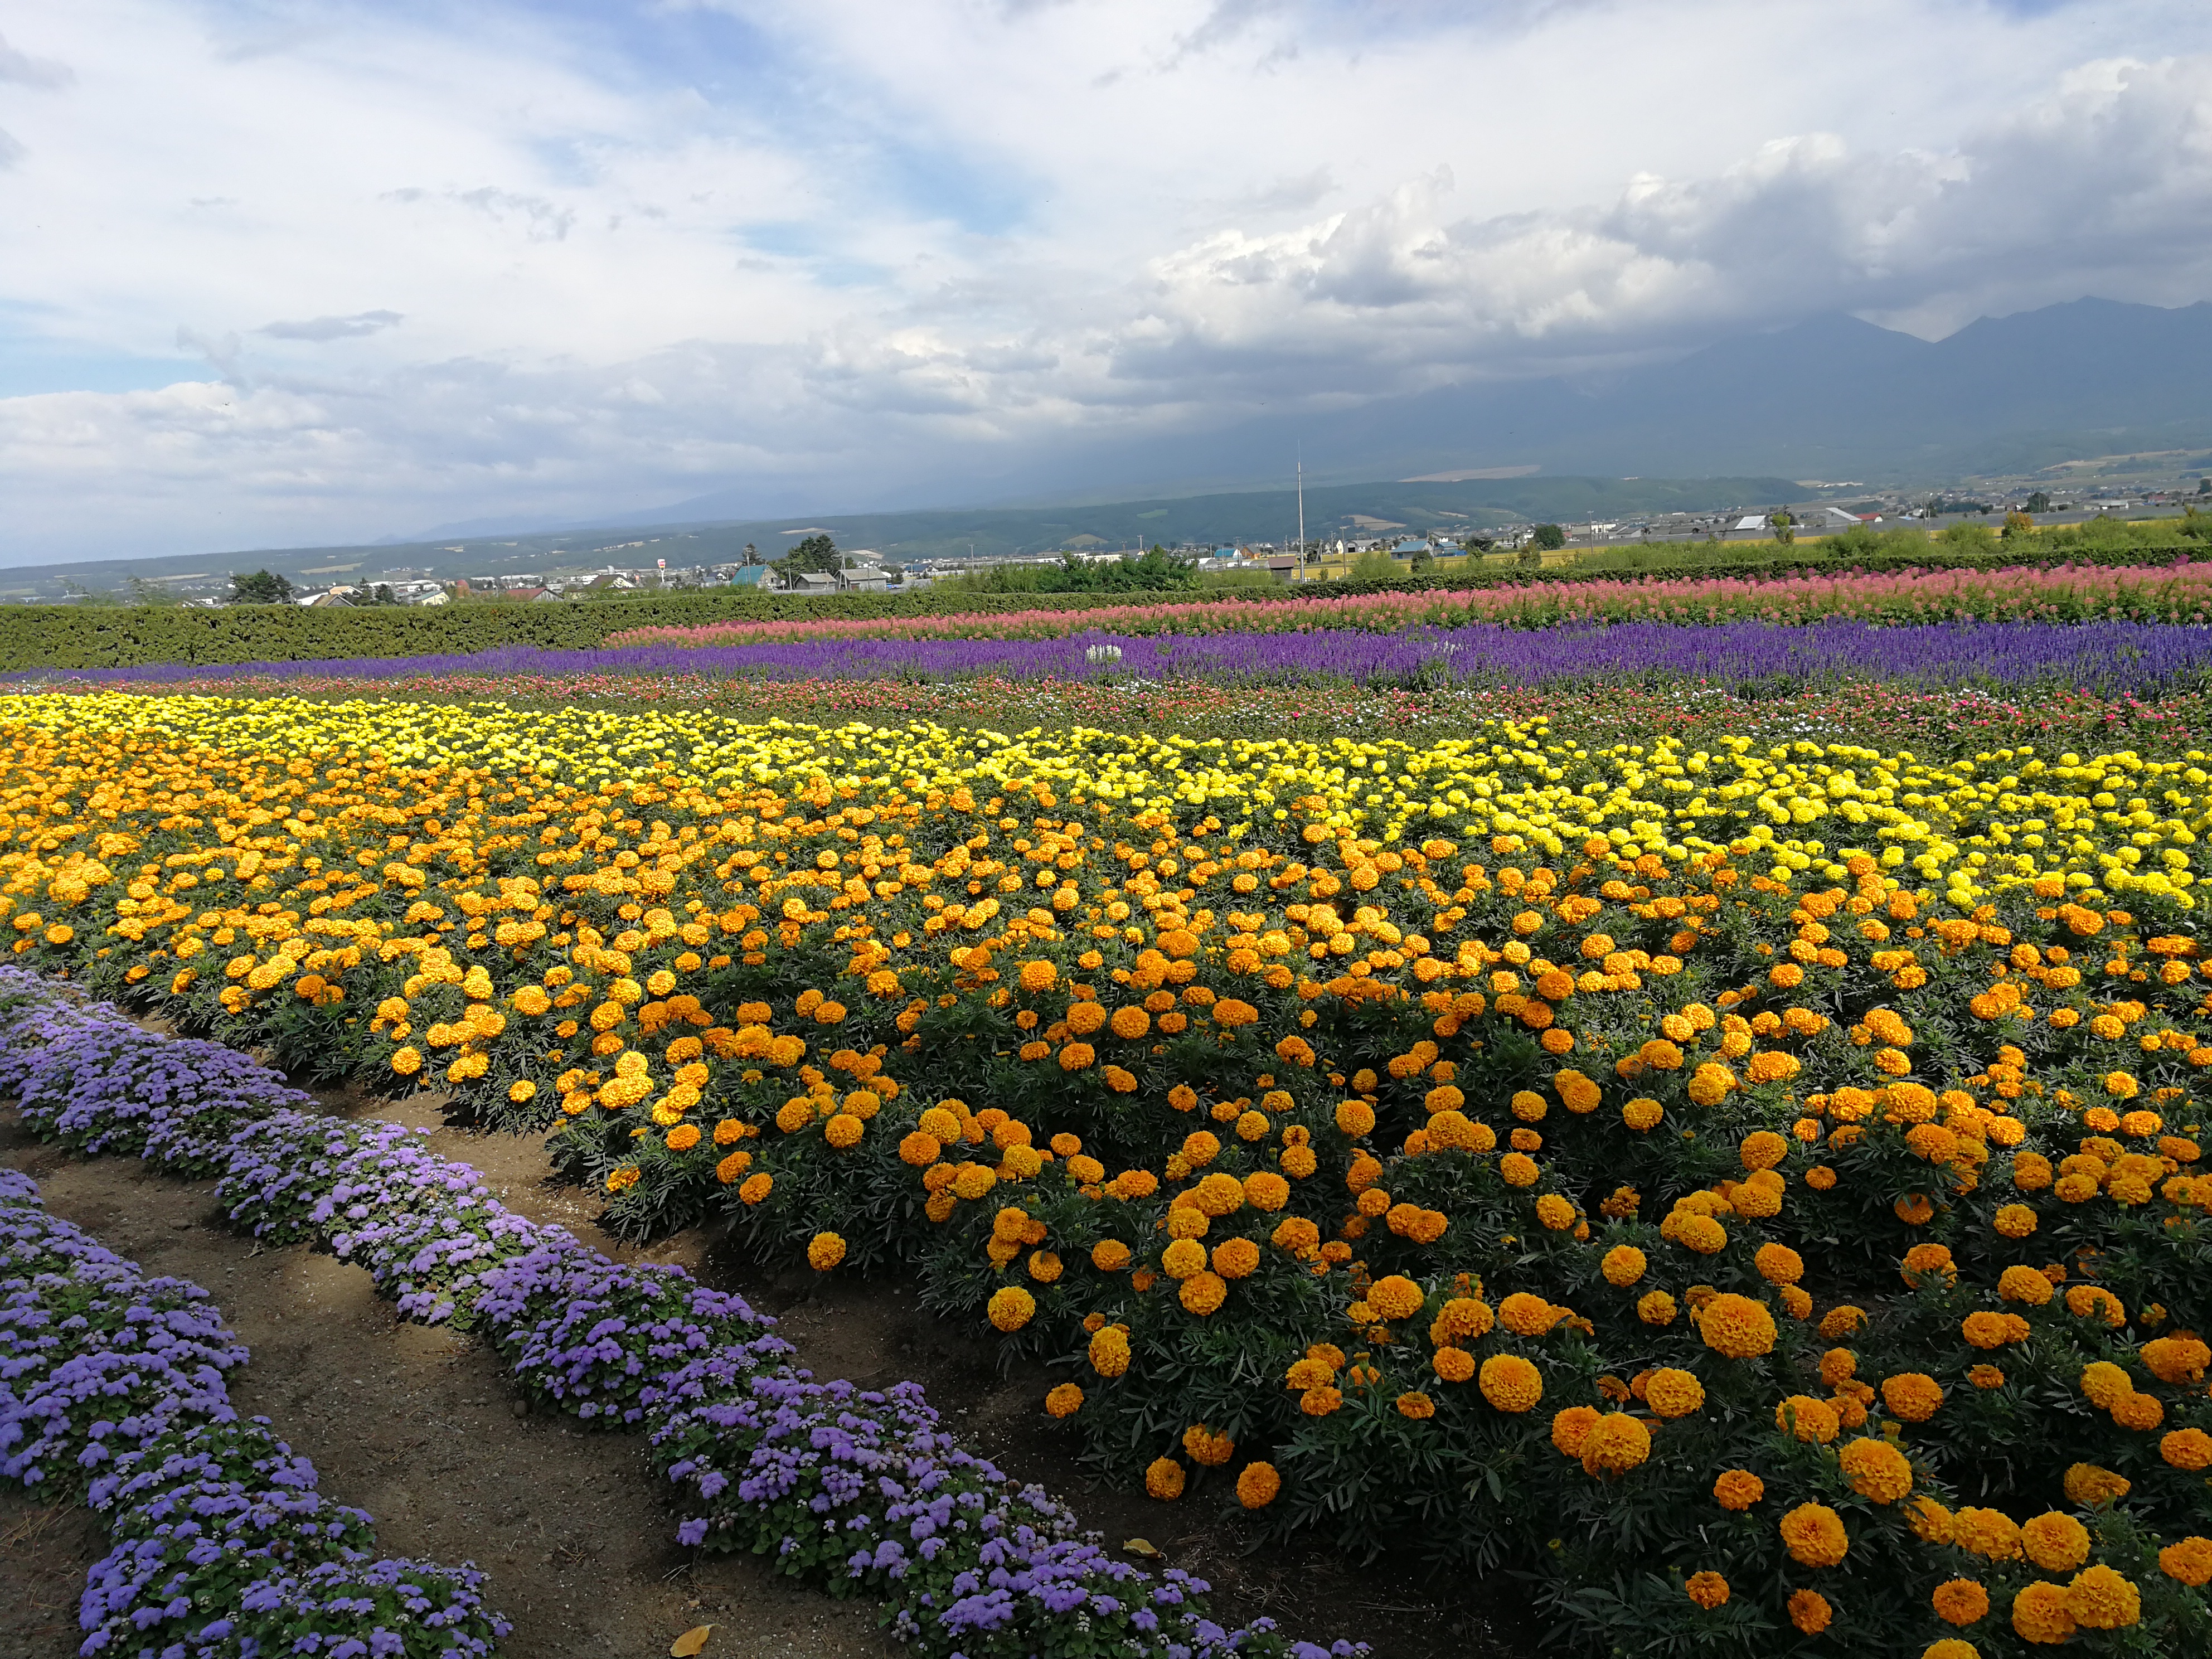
<box><xmin>1532</xmin><ymin>523</ymin><xmax>1568</xmax><ymax>550</ymax></box>
<box><xmin>230</xmin><ymin>570</ymin><xmax>295</xmax><ymax>604</ymax></box>
<box><xmin>930</xmin><ymin>547</ymin><xmax>1201</xmax><ymax>595</ymax></box>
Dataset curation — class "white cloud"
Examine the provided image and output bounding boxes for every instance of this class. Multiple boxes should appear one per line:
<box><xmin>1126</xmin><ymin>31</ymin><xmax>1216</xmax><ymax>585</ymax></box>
<box><xmin>1</xmin><ymin>1</ymin><xmax>2211</xmax><ymax>557</ymax></box>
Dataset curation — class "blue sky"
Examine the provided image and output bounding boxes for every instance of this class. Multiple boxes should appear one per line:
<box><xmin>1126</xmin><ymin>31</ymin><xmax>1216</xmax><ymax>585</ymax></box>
<box><xmin>3</xmin><ymin>0</ymin><xmax>2212</xmax><ymax>559</ymax></box>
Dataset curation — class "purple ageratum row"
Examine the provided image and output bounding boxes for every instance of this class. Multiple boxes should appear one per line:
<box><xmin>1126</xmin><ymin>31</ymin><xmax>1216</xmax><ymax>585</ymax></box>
<box><xmin>38</xmin><ymin>618</ymin><xmax>2212</xmax><ymax>697</ymax></box>
<box><xmin>0</xmin><ymin>972</ymin><xmax>1365</xmax><ymax>1659</ymax></box>
<box><xmin>0</xmin><ymin>1172</ymin><xmax>505</xmax><ymax>1659</ymax></box>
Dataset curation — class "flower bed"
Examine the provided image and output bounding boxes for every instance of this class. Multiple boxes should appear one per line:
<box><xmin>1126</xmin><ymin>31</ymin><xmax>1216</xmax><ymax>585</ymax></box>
<box><xmin>0</xmin><ymin>1160</ymin><xmax>506</xmax><ymax>1659</ymax></box>
<box><xmin>0</xmin><ymin>974</ymin><xmax>1358</xmax><ymax>1659</ymax></box>
<box><xmin>595</xmin><ymin>562</ymin><xmax>2212</xmax><ymax>648</ymax></box>
<box><xmin>8</xmin><ymin>697</ymin><xmax>2212</xmax><ymax>1651</ymax></box>
<box><xmin>39</xmin><ymin>617</ymin><xmax>2212</xmax><ymax>702</ymax></box>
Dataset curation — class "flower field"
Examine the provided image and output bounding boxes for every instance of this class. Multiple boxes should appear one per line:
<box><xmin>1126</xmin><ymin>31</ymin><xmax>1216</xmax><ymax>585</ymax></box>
<box><xmin>592</xmin><ymin>561</ymin><xmax>2212</xmax><ymax>648</ymax></box>
<box><xmin>8</xmin><ymin>685</ymin><xmax>2212</xmax><ymax>1655</ymax></box>
<box><xmin>49</xmin><ymin>617</ymin><xmax>2212</xmax><ymax>702</ymax></box>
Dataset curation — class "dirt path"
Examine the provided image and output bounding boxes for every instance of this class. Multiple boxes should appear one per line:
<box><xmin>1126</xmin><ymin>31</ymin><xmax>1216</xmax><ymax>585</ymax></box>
<box><xmin>1</xmin><ymin>1080</ymin><xmax>1518</xmax><ymax>1659</ymax></box>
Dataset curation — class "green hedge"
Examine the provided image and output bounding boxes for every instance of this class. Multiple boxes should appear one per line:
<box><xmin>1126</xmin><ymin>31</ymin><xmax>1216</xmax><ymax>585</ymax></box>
<box><xmin>7</xmin><ymin>537</ymin><xmax>2208</xmax><ymax>672</ymax></box>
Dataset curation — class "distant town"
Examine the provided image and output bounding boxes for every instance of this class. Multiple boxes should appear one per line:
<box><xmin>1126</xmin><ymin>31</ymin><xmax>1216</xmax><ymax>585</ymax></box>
<box><xmin>13</xmin><ymin>465</ymin><xmax>2208</xmax><ymax>609</ymax></box>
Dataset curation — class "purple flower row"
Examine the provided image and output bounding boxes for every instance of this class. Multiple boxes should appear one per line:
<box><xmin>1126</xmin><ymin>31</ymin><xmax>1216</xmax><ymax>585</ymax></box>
<box><xmin>43</xmin><ymin>618</ymin><xmax>2212</xmax><ymax>696</ymax></box>
<box><xmin>0</xmin><ymin>1165</ymin><xmax>505</xmax><ymax>1658</ymax></box>
<box><xmin>0</xmin><ymin>972</ymin><xmax>1364</xmax><ymax>1659</ymax></box>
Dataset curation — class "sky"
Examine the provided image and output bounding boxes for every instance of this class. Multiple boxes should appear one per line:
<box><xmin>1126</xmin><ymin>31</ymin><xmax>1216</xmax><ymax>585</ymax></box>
<box><xmin>3</xmin><ymin>0</ymin><xmax>2211</xmax><ymax>561</ymax></box>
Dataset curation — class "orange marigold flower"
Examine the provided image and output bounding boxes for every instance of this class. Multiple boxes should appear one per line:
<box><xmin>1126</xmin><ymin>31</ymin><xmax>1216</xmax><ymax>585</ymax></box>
<box><xmin>1045</xmin><ymin>1383</ymin><xmax>1084</xmax><ymax>1418</ymax></box>
<box><xmin>1685</xmin><ymin>1571</ymin><xmax>1729</xmax><ymax>1610</ymax></box>
<box><xmin>1477</xmin><ymin>1353</ymin><xmax>1544</xmax><ymax>1413</ymax></box>
<box><xmin>2061</xmin><ymin>1563</ymin><xmax>2138</xmax><ymax>1629</ymax></box>
<box><xmin>1551</xmin><ymin>1405</ymin><xmax>1601</xmax><ymax>1457</ymax></box>
<box><xmin>1779</xmin><ymin>1503</ymin><xmax>1850</xmax><ymax>1569</ymax></box>
<box><xmin>1881</xmin><ymin>1372</ymin><xmax>1944</xmax><ymax>1423</ymax></box>
<box><xmin>1786</xmin><ymin>1589</ymin><xmax>1832</xmax><ymax>1634</ymax></box>
<box><xmin>1774</xmin><ymin>1395</ymin><xmax>1840</xmax><ymax>1444</ymax></box>
<box><xmin>1840</xmin><ymin>1436</ymin><xmax>1915</xmax><ymax>1503</ymax></box>
<box><xmin>1643</xmin><ymin>1368</ymin><xmax>1704</xmax><ymax>1419</ymax></box>
<box><xmin>1236</xmin><ymin>1462</ymin><xmax>1282</xmax><ymax>1508</ymax></box>
<box><xmin>1932</xmin><ymin>1579</ymin><xmax>1990</xmax><ymax>1626</ymax></box>
<box><xmin>2020</xmin><ymin>1513</ymin><xmax>2091</xmax><ymax>1574</ymax></box>
<box><xmin>1696</xmin><ymin>1293</ymin><xmax>1777</xmax><ymax>1359</ymax></box>
<box><xmin>1712</xmin><ymin>1469</ymin><xmax>1764</xmax><ymax>1511</ymax></box>
<box><xmin>2158</xmin><ymin>1536</ymin><xmax>2212</xmax><ymax>1587</ymax></box>
<box><xmin>1144</xmin><ymin>1457</ymin><xmax>1185</xmax><ymax>1501</ymax></box>
<box><xmin>1579</xmin><ymin>1412</ymin><xmax>1651</xmax><ymax>1477</ymax></box>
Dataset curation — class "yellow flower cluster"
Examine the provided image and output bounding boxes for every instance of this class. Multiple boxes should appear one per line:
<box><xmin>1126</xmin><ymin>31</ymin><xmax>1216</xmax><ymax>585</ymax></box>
<box><xmin>6</xmin><ymin>694</ymin><xmax>2212</xmax><ymax>1650</ymax></box>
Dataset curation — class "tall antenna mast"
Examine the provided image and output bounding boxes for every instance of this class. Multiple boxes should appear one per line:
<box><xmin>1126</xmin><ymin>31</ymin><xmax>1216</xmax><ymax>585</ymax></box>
<box><xmin>1297</xmin><ymin>450</ymin><xmax>1306</xmax><ymax>580</ymax></box>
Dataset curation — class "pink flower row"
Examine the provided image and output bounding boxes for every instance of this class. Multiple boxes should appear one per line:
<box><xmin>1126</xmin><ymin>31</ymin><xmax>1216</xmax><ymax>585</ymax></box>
<box><xmin>605</xmin><ymin>562</ymin><xmax>2212</xmax><ymax>648</ymax></box>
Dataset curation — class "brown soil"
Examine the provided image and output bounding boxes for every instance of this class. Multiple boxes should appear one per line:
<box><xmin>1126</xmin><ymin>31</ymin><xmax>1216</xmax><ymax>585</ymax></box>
<box><xmin>0</xmin><ymin>1078</ymin><xmax>1520</xmax><ymax>1659</ymax></box>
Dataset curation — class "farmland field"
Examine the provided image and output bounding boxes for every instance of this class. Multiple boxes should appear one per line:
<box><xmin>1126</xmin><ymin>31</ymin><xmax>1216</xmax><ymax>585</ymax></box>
<box><xmin>7</xmin><ymin>592</ymin><xmax>2212</xmax><ymax>1659</ymax></box>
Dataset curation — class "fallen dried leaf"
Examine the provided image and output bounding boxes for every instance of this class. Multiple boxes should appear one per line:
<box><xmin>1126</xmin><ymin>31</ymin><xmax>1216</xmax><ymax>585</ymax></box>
<box><xmin>1123</xmin><ymin>1537</ymin><xmax>1165</xmax><ymax>1561</ymax></box>
<box><xmin>670</xmin><ymin>1626</ymin><xmax>713</xmax><ymax>1657</ymax></box>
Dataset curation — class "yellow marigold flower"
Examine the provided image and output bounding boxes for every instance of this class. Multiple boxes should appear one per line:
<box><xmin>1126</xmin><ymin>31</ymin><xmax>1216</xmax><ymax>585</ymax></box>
<box><xmin>738</xmin><ymin>1172</ymin><xmax>772</xmax><ymax>1204</ymax></box>
<box><xmin>1236</xmin><ymin>1462</ymin><xmax>1282</xmax><ymax>1508</ymax></box>
<box><xmin>665</xmin><ymin>1123</ymin><xmax>701</xmax><ymax>1152</ymax></box>
<box><xmin>1622</xmin><ymin>1097</ymin><xmax>1663</xmax><ymax>1131</ymax></box>
<box><xmin>1600</xmin><ymin>1245</ymin><xmax>1646</xmax><ymax>1286</ymax></box>
<box><xmin>1477</xmin><ymin>1353</ymin><xmax>1542</xmax><ymax>1413</ymax></box>
<box><xmin>2065</xmin><ymin>1284</ymin><xmax>2126</xmax><ymax>1327</ymax></box>
<box><xmin>1017</xmin><ymin>960</ymin><xmax>1057</xmax><ymax>993</ymax></box>
<box><xmin>1696</xmin><ymin>1293</ymin><xmax>1777</xmax><ymax>1359</ymax></box>
<box><xmin>807</xmin><ymin>1232</ymin><xmax>847</xmax><ymax>1271</ymax></box>
<box><xmin>390</xmin><ymin>1046</ymin><xmax>423</xmax><ymax>1076</ymax></box>
<box><xmin>1932</xmin><ymin>1579</ymin><xmax>1988</xmax><ymax>1626</ymax></box>
<box><xmin>1143</xmin><ymin>1457</ymin><xmax>1184</xmax><ymax>1501</ymax></box>
<box><xmin>824</xmin><ymin>1113</ymin><xmax>864</xmax><ymax>1150</ymax></box>
<box><xmin>1395</xmin><ymin>1390</ymin><xmax>1434</xmax><ymax>1420</ymax></box>
<box><xmin>1839</xmin><ymin>1437</ymin><xmax>1914</xmax><ymax>1504</ymax></box>
<box><xmin>2010</xmin><ymin>1583</ymin><xmax>2077</xmax><ymax>1645</ymax></box>
<box><xmin>899</xmin><ymin>1131</ymin><xmax>942</xmax><ymax>1167</ymax></box>
<box><xmin>1090</xmin><ymin>1239</ymin><xmax>1132</xmax><ymax>1272</ymax></box>
<box><xmin>1993</xmin><ymin>1202</ymin><xmax>2038</xmax><ymax>1238</ymax></box>
<box><xmin>1779</xmin><ymin>1502</ymin><xmax>1850</xmax><ymax>1568</ymax></box>
<box><xmin>1644</xmin><ymin>1368</ymin><xmax>1704</xmax><ymax>1419</ymax></box>
<box><xmin>1786</xmin><ymin>1588</ymin><xmax>1832</xmax><ymax>1634</ymax></box>
<box><xmin>2063</xmin><ymin>1463</ymin><xmax>2131</xmax><ymax>1511</ymax></box>
<box><xmin>715</xmin><ymin>1151</ymin><xmax>751</xmax><ymax>1185</ymax></box>
<box><xmin>1713</xmin><ymin>1469</ymin><xmax>1764</xmax><ymax>1511</ymax></box>
<box><xmin>1045</xmin><ymin>1382</ymin><xmax>1084</xmax><ymax>1419</ymax></box>
<box><xmin>1534</xmin><ymin>1194</ymin><xmax>1575</xmax><ymax>1231</ymax></box>
<box><xmin>1998</xmin><ymin>1264</ymin><xmax>2053</xmax><ymax>1306</ymax></box>
<box><xmin>1027</xmin><ymin>1250</ymin><xmax>1063</xmax><ymax>1284</ymax></box>
<box><xmin>1882</xmin><ymin>1372</ymin><xmax>1944</xmax><ymax>1423</ymax></box>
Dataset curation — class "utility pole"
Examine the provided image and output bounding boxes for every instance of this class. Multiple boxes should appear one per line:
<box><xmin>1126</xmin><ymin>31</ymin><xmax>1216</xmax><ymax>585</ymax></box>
<box><xmin>1297</xmin><ymin>452</ymin><xmax>1307</xmax><ymax>580</ymax></box>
